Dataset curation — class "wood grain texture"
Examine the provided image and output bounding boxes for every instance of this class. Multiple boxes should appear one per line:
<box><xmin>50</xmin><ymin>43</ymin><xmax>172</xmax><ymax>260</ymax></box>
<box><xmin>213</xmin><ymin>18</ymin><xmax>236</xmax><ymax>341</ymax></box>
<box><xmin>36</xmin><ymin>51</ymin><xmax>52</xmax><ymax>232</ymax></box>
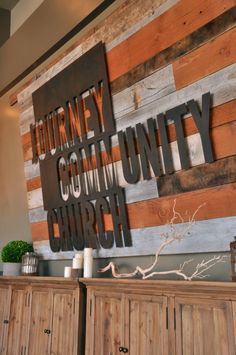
<box><xmin>158</xmin><ymin>155</ymin><xmax>236</xmax><ymax>197</ymax></box>
<box><xmin>175</xmin><ymin>297</ymin><xmax>235</xmax><ymax>355</ymax></box>
<box><xmin>111</xmin><ymin>7</ymin><xmax>236</xmax><ymax>94</ymax></box>
<box><xmin>25</xmin><ymin>98</ymin><xmax>236</xmax><ymax>193</ymax></box>
<box><xmin>173</xmin><ymin>27</ymin><xmax>236</xmax><ymax>89</ymax></box>
<box><xmin>27</xmin><ymin>289</ymin><xmax>52</xmax><ymax>355</ymax></box>
<box><xmin>30</xmin><ymin>182</ymin><xmax>236</xmax><ymax>241</ymax></box>
<box><xmin>20</xmin><ymin>60</ymin><xmax>236</xmax><ymax>167</ymax></box>
<box><xmin>26</xmin><ymin>117</ymin><xmax>236</xmax><ymax>211</ymax></box>
<box><xmin>32</xmin><ymin>214</ymin><xmax>236</xmax><ymax>258</ymax></box>
<box><xmin>87</xmin><ymin>291</ymin><xmax>123</xmax><ymax>355</ymax></box>
<box><xmin>124</xmin><ymin>294</ymin><xmax>168</xmax><ymax>355</ymax></box>
<box><xmin>107</xmin><ymin>0</ymin><xmax>236</xmax><ymax>81</ymax></box>
<box><xmin>12</xmin><ymin>0</ymin><xmax>173</xmax><ymax>107</ymax></box>
<box><xmin>83</xmin><ymin>280</ymin><xmax>236</xmax><ymax>355</ymax></box>
<box><xmin>115</xmin><ymin>63</ymin><xmax>236</xmax><ymax>133</ymax></box>
<box><xmin>0</xmin><ymin>278</ymin><xmax>84</xmax><ymax>355</ymax></box>
<box><xmin>6</xmin><ymin>287</ymin><xmax>29</xmax><ymax>355</ymax></box>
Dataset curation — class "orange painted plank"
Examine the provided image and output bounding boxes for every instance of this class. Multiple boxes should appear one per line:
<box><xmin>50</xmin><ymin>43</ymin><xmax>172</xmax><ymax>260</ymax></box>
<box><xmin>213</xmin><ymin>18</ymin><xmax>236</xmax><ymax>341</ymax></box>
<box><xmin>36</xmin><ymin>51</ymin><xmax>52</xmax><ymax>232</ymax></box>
<box><xmin>31</xmin><ymin>221</ymin><xmax>49</xmax><ymax>241</ymax></box>
<box><xmin>31</xmin><ymin>182</ymin><xmax>236</xmax><ymax>241</ymax></box>
<box><xmin>173</xmin><ymin>27</ymin><xmax>236</xmax><ymax>89</ymax></box>
<box><xmin>212</xmin><ymin>121</ymin><xmax>236</xmax><ymax>159</ymax></box>
<box><xmin>27</xmin><ymin>176</ymin><xmax>41</xmax><ymax>191</ymax></box>
<box><xmin>26</xmin><ymin>100</ymin><xmax>236</xmax><ymax>192</ymax></box>
<box><xmin>107</xmin><ymin>0</ymin><xmax>235</xmax><ymax>81</ymax></box>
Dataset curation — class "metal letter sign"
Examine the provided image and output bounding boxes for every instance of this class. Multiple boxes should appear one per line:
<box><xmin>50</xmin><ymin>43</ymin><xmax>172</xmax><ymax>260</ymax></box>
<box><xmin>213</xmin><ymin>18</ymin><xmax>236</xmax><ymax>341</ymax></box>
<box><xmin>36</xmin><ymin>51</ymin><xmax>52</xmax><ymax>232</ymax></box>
<box><xmin>31</xmin><ymin>42</ymin><xmax>214</xmax><ymax>253</ymax></box>
<box><xmin>31</xmin><ymin>42</ymin><xmax>131</xmax><ymax>252</ymax></box>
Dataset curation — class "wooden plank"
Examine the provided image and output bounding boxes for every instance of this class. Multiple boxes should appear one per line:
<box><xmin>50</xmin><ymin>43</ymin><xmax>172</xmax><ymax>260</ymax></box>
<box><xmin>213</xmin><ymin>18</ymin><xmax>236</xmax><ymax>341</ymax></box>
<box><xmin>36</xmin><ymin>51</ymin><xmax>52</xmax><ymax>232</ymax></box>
<box><xmin>116</xmin><ymin>63</ymin><xmax>236</xmax><ymax>133</ymax></box>
<box><xmin>21</xmin><ymin>64</ymin><xmax>176</xmax><ymax>163</ymax></box>
<box><xmin>24</xmin><ymin>99</ymin><xmax>236</xmax><ymax>191</ymax></box>
<box><xmin>28</xmin><ymin>188</ymin><xmax>43</xmax><ymax>210</ymax></box>
<box><xmin>15</xmin><ymin>2</ymin><xmax>236</xmax><ymax>113</ymax></box>
<box><xmin>111</xmin><ymin>7</ymin><xmax>236</xmax><ymax>94</ymax></box>
<box><xmin>106</xmin><ymin>0</ymin><xmax>178</xmax><ymax>52</ymax></box>
<box><xmin>30</xmin><ymin>182</ymin><xmax>236</xmax><ymax>241</ymax></box>
<box><xmin>32</xmin><ymin>215</ymin><xmax>236</xmax><ymax>259</ymax></box>
<box><xmin>173</xmin><ymin>27</ymin><xmax>236</xmax><ymax>89</ymax></box>
<box><xmin>126</xmin><ymin>182</ymin><xmax>236</xmax><ymax>229</ymax></box>
<box><xmin>27</xmin><ymin>176</ymin><xmax>41</xmax><ymax>191</ymax></box>
<box><xmin>158</xmin><ymin>155</ymin><xmax>236</xmax><ymax>196</ymax></box>
<box><xmin>13</xmin><ymin>0</ymin><xmax>173</xmax><ymax>107</ymax></box>
<box><xmin>112</xmin><ymin>64</ymin><xmax>175</xmax><ymax>119</ymax></box>
<box><xmin>107</xmin><ymin>0</ymin><xmax>236</xmax><ymax>82</ymax></box>
<box><xmin>21</xmin><ymin>61</ymin><xmax>236</xmax><ymax>170</ymax></box>
<box><xmin>19</xmin><ymin>46</ymin><xmax>236</xmax><ymax>165</ymax></box>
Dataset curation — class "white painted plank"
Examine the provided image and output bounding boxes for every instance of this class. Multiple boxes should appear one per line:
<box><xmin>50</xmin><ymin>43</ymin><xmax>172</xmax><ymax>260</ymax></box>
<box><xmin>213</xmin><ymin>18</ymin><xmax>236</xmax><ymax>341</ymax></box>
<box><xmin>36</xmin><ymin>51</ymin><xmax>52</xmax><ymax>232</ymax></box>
<box><xmin>28</xmin><ymin>188</ymin><xmax>43</xmax><ymax>210</ymax></box>
<box><xmin>29</xmin><ymin>207</ymin><xmax>47</xmax><ymax>223</ymax></box>
<box><xmin>115</xmin><ymin>63</ymin><xmax>236</xmax><ymax>132</ymax></box>
<box><xmin>19</xmin><ymin>106</ymin><xmax>35</xmax><ymax>135</ymax></box>
<box><xmin>24</xmin><ymin>160</ymin><xmax>40</xmax><ymax>180</ymax></box>
<box><xmin>112</xmin><ymin>65</ymin><xmax>176</xmax><ymax>119</ymax></box>
<box><xmin>32</xmin><ymin>216</ymin><xmax>236</xmax><ymax>259</ymax></box>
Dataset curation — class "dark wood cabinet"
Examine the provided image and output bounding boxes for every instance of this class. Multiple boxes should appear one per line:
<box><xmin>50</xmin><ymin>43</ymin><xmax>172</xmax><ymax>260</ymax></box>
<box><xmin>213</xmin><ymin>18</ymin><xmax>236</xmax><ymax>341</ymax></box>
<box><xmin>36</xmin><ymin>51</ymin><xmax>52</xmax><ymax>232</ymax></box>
<box><xmin>0</xmin><ymin>277</ymin><xmax>85</xmax><ymax>355</ymax></box>
<box><xmin>82</xmin><ymin>278</ymin><xmax>236</xmax><ymax>355</ymax></box>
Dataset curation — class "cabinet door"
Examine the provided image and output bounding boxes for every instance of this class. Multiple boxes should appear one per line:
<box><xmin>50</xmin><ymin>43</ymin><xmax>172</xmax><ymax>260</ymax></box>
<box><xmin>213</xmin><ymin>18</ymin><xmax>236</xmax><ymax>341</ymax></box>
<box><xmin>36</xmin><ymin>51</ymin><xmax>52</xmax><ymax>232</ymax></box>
<box><xmin>6</xmin><ymin>287</ymin><xmax>29</xmax><ymax>355</ymax></box>
<box><xmin>50</xmin><ymin>289</ymin><xmax>78</xmax><ymax>355</ymax></box>
<box><xmin>27</xmin><ymin>288</ymin><xmax>52</xmax><ymax>355</ymax></box>
<box><xmin>86</xmin><ymin>290</ymin><xmax>124</xmax><ymax>355</ymax></box>
<box><xmin>0</xmin><ymin>286</ymin><xmax>11</xmax><ymax>355</ymax></box>
<box><xmin>175</xmin><ymin>297</ymin><xmax>235</xmax><ymax>355</ymax></box>
<box><xmin>124</xmin><ymin>294</ymin><xmax>168</xmax><ymax>355</ymax></box>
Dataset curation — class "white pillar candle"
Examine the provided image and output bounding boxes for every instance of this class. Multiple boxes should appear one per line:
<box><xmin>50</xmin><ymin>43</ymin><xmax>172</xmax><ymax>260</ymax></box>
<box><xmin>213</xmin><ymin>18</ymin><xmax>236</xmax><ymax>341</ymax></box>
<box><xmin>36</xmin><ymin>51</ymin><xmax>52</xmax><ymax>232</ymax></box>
<box><xmin>72</xmin><ymin>253</ymin><xmax>83</xmax><ymax>269</ymax></box>
<box><xmin>64</xmin><ymin>266</ymin><xmax>72</xmax><ymax>278</ymax></box>
<box><xmin>83</xmin><ymin>248</ymin><xmax>93</xmax><ymax>278</ymax></box>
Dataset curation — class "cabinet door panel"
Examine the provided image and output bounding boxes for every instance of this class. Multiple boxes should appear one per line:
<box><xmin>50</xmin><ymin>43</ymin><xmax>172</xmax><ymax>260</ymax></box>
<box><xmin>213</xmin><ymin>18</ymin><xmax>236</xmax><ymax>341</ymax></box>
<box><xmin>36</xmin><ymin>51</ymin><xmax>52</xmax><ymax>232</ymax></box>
<box><xmin>125</xmin><ymin>294</ymin><xmax>168</xmax><ymax>355</ymax></box>
<box><xmin>175</xmin><ymin>297</ymin><xmax>235</xmax><ymax>355</ymax></box>
<box><xmin>27</xmin><ymin>289</ymin><xmax>52</xmax><ymax>355</ymax></box>
<box><xmin>0</xmin><ymin>286</ymin><xmax>11</xmax><ymax>354</ymax></box>
<box><xmin>6</xmin><ymin>288</ymin><xmax>29</xmax><ymax>355</ymax></box>
<box><xmin>50</xmin><ymin>290</ymin><xmax>76</xmax><ymax>355</ymax></box>
<box><xmin>87</xmin><ymin>291</ymin><xmax>123</xmax><ymax>355</ymax></box>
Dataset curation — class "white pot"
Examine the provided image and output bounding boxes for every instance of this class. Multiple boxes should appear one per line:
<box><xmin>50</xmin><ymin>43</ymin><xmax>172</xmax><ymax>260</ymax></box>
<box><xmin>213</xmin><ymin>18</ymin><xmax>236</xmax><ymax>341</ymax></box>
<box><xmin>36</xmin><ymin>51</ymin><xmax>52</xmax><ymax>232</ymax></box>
<box><xmin>3</xmin><ymin>262</ymin><xmax>21</xmax><ymax>276</ymax></box>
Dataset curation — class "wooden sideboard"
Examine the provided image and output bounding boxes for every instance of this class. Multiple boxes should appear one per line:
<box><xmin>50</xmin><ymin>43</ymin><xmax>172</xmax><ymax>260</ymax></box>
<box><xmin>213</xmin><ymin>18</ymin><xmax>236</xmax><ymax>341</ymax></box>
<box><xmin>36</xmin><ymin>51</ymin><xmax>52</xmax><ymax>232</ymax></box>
<box><xmin>82</xmin><ymin>278</ymin><xmax>236</xmax><ymax>355</ymax></box>
<box><xmin>0</xmin><ymin>277</ymin><xmax>85</xmax><ymax>355</ymax></box>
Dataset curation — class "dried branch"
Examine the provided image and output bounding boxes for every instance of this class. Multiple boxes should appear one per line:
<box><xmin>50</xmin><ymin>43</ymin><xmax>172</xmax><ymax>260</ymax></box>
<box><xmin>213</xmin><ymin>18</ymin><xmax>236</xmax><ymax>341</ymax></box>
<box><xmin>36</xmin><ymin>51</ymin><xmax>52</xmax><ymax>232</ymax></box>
<box><xmin>98</xmin><ymin>201</ymin><xmax>227</xmax><ymax>280</ymax></box>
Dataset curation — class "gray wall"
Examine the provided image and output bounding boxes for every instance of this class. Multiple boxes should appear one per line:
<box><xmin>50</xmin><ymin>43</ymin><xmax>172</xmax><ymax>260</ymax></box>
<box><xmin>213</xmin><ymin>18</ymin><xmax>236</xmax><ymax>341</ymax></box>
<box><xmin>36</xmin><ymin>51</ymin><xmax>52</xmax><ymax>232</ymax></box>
<box><xmin>38</xmin><ymin>252</ymin><xmax>232</xmax><ymax>282</ymax></box>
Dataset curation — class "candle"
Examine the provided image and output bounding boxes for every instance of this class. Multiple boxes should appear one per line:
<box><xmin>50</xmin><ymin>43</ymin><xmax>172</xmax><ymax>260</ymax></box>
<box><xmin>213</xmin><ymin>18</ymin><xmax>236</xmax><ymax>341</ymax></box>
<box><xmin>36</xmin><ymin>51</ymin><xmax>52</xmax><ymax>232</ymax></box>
<box><xmin>83</xmin><ymin>248</ymin><xmax>93</xmax><ymax>278</ymax></box>
<box><xmin>64</xmin><ymin>266</ymin><xmax>72</xmax><ymax>278</ymax></box>
<box><xmin>72</xmin><ymin>253</ymin><xmax>83</xmax><ymax>269</ymax></box>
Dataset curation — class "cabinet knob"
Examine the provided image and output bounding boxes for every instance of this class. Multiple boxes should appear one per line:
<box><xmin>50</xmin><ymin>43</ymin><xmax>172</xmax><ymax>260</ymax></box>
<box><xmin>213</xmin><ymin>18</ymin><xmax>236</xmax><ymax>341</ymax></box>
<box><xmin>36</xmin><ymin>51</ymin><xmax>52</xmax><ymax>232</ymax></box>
<box><xmin>3</xmin><ymin>320</ymin><xmax>9</xmax><ymax>324</ymax></box>
<box><xmin>119</xmin><ymin>347</ymin><xmax>128</xmax><ymax>353</ymax></box>
<box><xmin>44</xmin><ymin>329</ymin><xmax>51</xmax><ymax>334</ymax></box>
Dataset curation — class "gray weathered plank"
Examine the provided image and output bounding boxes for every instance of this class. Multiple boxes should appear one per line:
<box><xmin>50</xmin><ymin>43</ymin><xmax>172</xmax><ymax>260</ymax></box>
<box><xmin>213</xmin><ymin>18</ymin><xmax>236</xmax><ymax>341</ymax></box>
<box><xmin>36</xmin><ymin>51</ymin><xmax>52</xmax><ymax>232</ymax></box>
<box><xmin>32</xmin><ymin>216</ymin><xmax>236</xmax><ymax>259</ymax></box>
<box><xmin>115</xmin><ymin>63</ymin><xmax>236</xmax><ymax>132</ymax></box>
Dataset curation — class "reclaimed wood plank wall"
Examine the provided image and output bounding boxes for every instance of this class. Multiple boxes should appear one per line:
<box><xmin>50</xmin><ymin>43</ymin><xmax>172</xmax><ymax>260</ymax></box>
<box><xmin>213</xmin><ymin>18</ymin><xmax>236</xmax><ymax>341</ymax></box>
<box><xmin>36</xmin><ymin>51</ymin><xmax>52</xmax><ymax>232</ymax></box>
<box><xmin>15</xmin><ymin>0</ymin><xmax>236</xmax><ymax>259</ymax></box>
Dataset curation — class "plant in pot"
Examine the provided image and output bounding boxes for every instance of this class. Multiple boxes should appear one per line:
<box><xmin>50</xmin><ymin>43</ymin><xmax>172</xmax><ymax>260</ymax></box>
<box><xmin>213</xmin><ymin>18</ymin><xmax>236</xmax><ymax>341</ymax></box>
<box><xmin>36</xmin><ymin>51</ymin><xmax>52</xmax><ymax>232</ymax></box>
<box><xmin>1</xmin><ymin>240</ymin><xmax>34</xmax><ymax>276</ymax></box>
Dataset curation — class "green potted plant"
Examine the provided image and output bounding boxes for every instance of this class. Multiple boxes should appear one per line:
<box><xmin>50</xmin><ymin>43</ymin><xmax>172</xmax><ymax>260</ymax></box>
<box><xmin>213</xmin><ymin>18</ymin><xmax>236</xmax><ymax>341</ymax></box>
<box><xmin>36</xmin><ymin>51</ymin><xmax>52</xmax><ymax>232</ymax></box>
<box><xmin>1</xmin><ymin>240</ymin><xmax>34</xmax><ymax>276</ymax></box>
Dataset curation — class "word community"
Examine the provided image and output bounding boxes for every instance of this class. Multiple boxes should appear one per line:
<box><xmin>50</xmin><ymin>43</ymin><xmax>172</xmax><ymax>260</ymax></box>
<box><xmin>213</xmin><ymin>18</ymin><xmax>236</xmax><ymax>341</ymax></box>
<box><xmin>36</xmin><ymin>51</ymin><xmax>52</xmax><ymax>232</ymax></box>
<box><xmin>31</xmin><ymin>43</ymin><xmax>214</xmax><ymax>252</ymax></box>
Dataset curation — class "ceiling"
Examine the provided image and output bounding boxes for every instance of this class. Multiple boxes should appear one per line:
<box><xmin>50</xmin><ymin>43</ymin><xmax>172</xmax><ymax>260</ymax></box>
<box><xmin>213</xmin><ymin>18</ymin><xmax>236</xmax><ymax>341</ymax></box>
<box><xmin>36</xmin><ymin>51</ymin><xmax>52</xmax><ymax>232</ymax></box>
<box><xmin>0</xmin><ymin>0</ymin><xmax>19</xmax><ymax>10</ymax></box>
